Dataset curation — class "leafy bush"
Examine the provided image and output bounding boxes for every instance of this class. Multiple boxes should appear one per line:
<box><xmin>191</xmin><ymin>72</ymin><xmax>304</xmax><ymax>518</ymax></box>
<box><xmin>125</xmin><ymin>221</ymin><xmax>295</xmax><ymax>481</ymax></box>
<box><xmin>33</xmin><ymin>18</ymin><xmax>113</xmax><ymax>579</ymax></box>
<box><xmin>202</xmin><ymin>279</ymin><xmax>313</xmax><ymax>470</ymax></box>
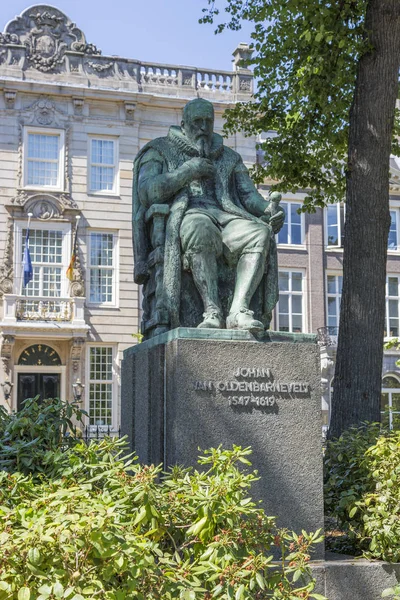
<box><xmin>324</xmin><ymin>424</ymin><xmax>400</xmax><ymax>561</ymax></box>
<box><xmin>0</xmin><ymin>397</ymin><xmax>85</xmax><ymax>475</ymax></box>
<box><xmin>383</xmin><ymin>585</ymin><xmax>400</xmax><ymax>598</ymax></box>
<box><xmin>0</xmin><ymin>438</ymin><xmax>325</xmax><ymax>600</ymax></box>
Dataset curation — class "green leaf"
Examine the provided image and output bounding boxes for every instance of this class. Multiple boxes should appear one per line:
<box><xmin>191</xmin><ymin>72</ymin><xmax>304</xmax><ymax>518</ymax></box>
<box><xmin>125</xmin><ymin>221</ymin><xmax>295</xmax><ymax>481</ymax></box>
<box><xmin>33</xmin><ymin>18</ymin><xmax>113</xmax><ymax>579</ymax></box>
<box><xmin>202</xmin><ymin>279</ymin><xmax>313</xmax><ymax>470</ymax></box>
<box><xmin>255</xmin><ymin>572</ymin><xmax>265</xmax><ymax>590</ymax></box>
<box><xmin>349</xmin><ymin>506</ymin><xmax>358</xmax><ymax>518</ymax></box>
<box><xmin>38</xmin><ymin>585</ymin><xmax>52</xmax><ymax>597</ymax></box>
<box><xmin>187</xmin><ymin>516</ymin><xmax>208</xmax><ymax>537</ymax></box>
<box><xmin>53</xmin><ymin>583</ymin><xmax>64</xmax><ymax>599</ymax></box>
<box><xmin>18</xmin><ymin>588</ymin><xmax>31</xmax><ymax>600</ymax></box>
<box><xmin>27</xmin><ymin>547</ymin><xmax>41</xmax><ymax>566</ymax></box>
<box><xmin>235</xmin><ymin>584</ymin><xmax>245</xmax><ymax>600</ymax></box>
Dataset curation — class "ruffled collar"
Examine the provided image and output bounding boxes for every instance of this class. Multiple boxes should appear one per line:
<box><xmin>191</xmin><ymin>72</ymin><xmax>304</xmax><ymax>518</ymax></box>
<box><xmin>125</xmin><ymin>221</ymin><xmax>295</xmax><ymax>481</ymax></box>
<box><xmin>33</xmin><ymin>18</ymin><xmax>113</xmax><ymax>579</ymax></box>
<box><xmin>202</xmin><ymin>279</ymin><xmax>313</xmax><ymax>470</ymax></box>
<box><xmin>168</xmin><ymin>126</ymin><xmax>224</xmax><ymax>159</ymax></box>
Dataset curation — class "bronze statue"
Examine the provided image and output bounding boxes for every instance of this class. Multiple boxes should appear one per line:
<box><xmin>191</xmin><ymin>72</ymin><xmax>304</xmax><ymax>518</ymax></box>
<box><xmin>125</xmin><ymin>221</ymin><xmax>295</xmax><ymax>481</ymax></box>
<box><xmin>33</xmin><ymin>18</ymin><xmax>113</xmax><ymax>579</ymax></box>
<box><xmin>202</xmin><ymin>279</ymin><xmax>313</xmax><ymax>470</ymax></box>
<box><xmin>132</xmin><ymin>98</ymin><xmax>284</xmax><ymax>338</ymax></box>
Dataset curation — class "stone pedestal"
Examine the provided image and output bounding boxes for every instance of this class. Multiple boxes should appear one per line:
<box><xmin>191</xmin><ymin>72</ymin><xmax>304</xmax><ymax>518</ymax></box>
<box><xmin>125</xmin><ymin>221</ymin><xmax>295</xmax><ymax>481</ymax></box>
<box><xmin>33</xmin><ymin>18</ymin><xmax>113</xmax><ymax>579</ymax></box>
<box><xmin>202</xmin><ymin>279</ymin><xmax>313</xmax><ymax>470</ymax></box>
<box><xmin>121</xmin><ymin>328</ymin><xmax>324</xmax><ymax>555</ymax></box>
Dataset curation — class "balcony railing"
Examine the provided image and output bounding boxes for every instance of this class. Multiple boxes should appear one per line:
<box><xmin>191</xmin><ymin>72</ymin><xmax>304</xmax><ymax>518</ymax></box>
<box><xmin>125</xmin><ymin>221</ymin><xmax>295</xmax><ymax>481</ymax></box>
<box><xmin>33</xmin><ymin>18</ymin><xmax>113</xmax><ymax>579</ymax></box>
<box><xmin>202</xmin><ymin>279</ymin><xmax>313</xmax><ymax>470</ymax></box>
<box><xmin>136</xmin><ymin>62</ymin><xmax>252</xmax><ymax>97</ymax></box>
<box><xmin>317</xmin><ymin>326</ymin><xmax>339</xmax><ymax>346</ymax></box>
<box><xmin>16</xmin><ymin>298</ymin><xmax>72</xmax><ymax>321</ymax></box>
<box><xmin>2</xmin><ymin>294</ymin><xmax>86</xmax><ymax>328</ymax></box>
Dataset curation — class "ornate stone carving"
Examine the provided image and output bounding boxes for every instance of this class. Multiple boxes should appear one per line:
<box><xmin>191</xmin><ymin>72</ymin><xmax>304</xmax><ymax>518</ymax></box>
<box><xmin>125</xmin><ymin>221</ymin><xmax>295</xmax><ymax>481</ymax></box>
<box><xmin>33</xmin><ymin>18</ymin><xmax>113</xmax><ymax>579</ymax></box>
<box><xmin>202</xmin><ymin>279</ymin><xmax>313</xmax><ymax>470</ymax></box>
<box><xmin>2</xmin><ymin>6</ymin><xmax>101</xmax><ymax>73</ymax></box>
<box><xmin>1</xmin><ymin>334</ymin><xmax>15</xmax><ymax>376</ymax></box>
<box><xmin>32</xmin><ymin>199</ymin><xmax>60</xmax><ymax>219</ymax></box>
<box><xmin>0</xmin><ymin>220</ymin><xmax>14</xmax><ymax>297</ymax></box>
<box><xmin>4</xmin><ymin>90</ymin><xmax>16</xmax><ymax>108</ymax></box>
<box><xmin>68</xmin><ymin>220</ymin><xmax>85</xmax><ymax>298</ymax></box>
<box><xmin>86</xmin><ymin>60</ymin><xmax>113</xmax><ymax>73</ymax></box>
<box><xmin>21</xmin><ymin>97</ymin><xmax>66</xmax><ymax>127</ymax></box>
<box><xmin>0</xmin><ymin>32</ymin><xmax>19</xmax><ymax>45</ymax></box>
<box><xmin>70</xmin><ymin>337</ymin><xmax>85</xmax><ymax>372</ymax></box>
<box><xmin>72</xmin><ymin>97</ymin><xmax>84</xmax><ymax>114</ymax></box>
<box><xmin>65</xmin><ymin>125</ymin><xmax>71</xmax><ymax>193</ymax></box>
<box><xmin>124</xmin><ymin>102</ymin><xmax>136</xmax><ymax>120</ymax></box>
<box><xmin>11</xmin><ymin>191</ymin><xmax>78</xmax><ymax>214</ymax></box>
<box><xmin>239</xmin><ymin>78</ymin><xmax>252</xmax><ymax>92</ymax></box>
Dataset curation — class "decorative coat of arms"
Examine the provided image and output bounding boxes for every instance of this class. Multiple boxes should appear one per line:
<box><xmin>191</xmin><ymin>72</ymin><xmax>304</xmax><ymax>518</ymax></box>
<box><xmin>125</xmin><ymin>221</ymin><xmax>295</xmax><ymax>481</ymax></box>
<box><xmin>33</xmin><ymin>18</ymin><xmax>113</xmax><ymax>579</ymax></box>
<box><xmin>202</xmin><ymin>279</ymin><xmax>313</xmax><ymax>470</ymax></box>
<box><xmin>1</xmin><ymin>5</ymin><xmax>101</xmax><ymax>73</ymax></box>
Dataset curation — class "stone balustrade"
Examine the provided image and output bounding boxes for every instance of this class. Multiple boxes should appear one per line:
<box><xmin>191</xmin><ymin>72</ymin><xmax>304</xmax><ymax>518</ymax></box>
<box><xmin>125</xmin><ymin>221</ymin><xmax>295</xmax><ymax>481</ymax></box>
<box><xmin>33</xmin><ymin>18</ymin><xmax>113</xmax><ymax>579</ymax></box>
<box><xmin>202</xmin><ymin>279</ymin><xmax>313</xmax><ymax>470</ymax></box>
<box><xmin>1</xmin><ymin>295</ymin><xmax>86</xmax><ymax>328</ymax></box>
<box><xmin>15</xmin><ymin>297</ymin><xmax>73</xmax><ymax>322</ymax></box>
<box><xmin>0</xmin><ymin>28</ymin><xmax>254</xmax><ymax>101</ymax></box>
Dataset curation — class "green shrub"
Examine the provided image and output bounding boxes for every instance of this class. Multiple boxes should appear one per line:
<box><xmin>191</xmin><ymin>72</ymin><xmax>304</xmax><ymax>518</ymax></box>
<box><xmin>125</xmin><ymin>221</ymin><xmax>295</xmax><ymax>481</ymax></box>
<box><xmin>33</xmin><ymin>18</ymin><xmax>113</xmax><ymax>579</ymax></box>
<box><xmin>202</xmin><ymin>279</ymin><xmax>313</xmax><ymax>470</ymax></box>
<box><xmin>382</xmin><ymin>585</ymin><xmax>400</xmax><ymax>598</ymax></box>
<box><xmin>324</xmin><ymin>424</ymin><xmax>400</xmax><ymax>561</ymax></box>
<box><xmin>0</xmin><ymin>397</ymin><xmax>85</xmax><ymax>476</ymax></box>
<box><xmin>324</xmin><ymin>423</ymin><xmax>382</xmax><ymax>530</ymax></box>
<box><xmin>0</xmin><ymin>439</ymin><xmax>325</xmax><ymax>600</ymax></box>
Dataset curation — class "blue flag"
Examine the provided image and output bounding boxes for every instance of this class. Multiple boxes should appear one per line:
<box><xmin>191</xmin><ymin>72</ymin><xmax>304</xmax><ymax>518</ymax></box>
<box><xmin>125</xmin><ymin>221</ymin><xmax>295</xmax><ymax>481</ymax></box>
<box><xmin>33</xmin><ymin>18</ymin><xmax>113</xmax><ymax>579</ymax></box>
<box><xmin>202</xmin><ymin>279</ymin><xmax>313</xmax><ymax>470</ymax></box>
<box><xmin>23</xmin><ymin>229</ymin><xmax>33</xmax><ymax>287</ymax></box>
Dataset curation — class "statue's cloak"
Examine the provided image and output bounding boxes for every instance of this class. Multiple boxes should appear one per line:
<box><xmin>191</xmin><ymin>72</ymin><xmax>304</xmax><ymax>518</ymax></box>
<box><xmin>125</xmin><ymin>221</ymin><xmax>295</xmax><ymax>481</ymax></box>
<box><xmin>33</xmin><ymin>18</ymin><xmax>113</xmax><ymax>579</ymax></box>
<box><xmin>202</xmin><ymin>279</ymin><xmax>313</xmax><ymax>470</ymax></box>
<box><xmin>132</xmin><ymin>126</ymin><xmax>278</xmax><ymax>330</ymax></box>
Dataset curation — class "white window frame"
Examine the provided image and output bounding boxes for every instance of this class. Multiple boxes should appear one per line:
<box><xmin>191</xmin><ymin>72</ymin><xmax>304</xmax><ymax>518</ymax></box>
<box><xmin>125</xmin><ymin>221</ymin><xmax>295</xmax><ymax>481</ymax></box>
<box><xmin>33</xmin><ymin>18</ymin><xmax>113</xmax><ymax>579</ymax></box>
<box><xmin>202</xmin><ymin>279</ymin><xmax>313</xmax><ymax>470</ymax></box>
<box><xmin>388</xmin><ymin>206</ymin><xmax>400</xmax><ymax>253</ymax></box>
<box><xmin>87</xmin><ymin>230</ymin><xmax>119</xmax><ymax>308</ymax></box>
<box><xmin>88</xmin><ymin>136</ymin><xmax>119</xmax><ymax>195</ymax></box>
<box><xmin>325</xmin><ymin>203</ymin><xmax>345</xmax><ymax>249</ymax></box>
<box><xmin>385</xmin><ymin>274</ymin><xmax>400</xmax><ymax>339</ymax></box>
<box><xmin>276</xmin><ymin>269</ymin><xmax>306</xmax><ymax>333</ymax></box>
<box><xmin>326</xmin><ymin>272</ymin><xmax>343</xmax><ymax>332</ymax></box>
<box><xmin>23</xmin><ymin>127</ymin><xmax>65</xmax><ymax>191</ymax></box>
<box><xmin>381</xmin><ymin>374</ymin><xmax>400</xmax><ymax>429</ymax></box>
<box><xmin>85</xmin><ymin>344</ymin><xmax>118</xmax><ymax>431</ymax></box>
<box><xmin>276</xmin><ymin>200</ymin><xmax>305</xmax><ymax>247</ymax></box>
<box><xmin>13</xmin><ymin>220</ymin><xmax>71</xmax><ymax>297</ymax></box>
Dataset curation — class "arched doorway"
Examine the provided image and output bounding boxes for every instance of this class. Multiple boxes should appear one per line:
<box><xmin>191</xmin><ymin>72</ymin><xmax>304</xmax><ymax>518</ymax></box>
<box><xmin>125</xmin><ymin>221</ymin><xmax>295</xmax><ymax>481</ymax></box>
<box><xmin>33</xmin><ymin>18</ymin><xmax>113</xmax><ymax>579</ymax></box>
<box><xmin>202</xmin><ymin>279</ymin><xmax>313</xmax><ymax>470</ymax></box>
<box><xmin>16</xmin><ymin>344</ymin><xmax>63</xmax><ymax>411</ymax></box>
<box><xmin>381</xmin><ymin>374</ymin><xmax>400</xmax><ymax>429</ymax></box>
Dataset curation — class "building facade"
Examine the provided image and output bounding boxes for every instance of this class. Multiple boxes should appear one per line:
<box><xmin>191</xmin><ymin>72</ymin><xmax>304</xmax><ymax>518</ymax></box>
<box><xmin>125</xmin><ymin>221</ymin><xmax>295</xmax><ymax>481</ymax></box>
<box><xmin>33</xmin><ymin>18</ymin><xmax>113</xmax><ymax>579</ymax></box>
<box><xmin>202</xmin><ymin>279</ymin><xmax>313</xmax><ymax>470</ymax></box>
<box><xmin>1</xmin><ymin>5</ymin><xmax>398</xmax><ymax>432</ymax></box>
<box><xmin>263</xmin><ymin>158</ymin><xmax>400</xmax><ymax>427</ymax></box>
<box><xmin>0</xmin><ymin>5</ymin><xmax>254</xmax><ymax>430</ymax></box>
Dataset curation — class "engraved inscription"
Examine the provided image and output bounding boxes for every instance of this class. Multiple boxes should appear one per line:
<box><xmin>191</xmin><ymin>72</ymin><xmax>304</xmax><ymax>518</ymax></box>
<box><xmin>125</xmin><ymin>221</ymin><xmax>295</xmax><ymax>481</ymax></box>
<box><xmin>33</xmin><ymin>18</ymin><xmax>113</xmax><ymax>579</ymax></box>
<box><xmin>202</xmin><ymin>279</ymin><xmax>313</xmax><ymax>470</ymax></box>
<box><xmin>193</xmin><ymin>367</ymin><xmax>311</xmax><ymax>409</ymax></box>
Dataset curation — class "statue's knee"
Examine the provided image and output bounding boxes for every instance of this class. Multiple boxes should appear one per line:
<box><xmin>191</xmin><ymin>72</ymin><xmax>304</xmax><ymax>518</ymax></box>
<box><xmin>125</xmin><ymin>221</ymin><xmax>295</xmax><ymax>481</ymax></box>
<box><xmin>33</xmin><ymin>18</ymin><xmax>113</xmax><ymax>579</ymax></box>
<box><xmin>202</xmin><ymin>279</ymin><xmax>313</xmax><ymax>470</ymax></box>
<box><xmin>181</xmin><ymin>215</ymin><xmax>221</xmax><ymax>254</ymax></box>
<box><xmin>256</xmin><ymin>224</ymin><xmax>271</xmax><ymax>247</ymax></box>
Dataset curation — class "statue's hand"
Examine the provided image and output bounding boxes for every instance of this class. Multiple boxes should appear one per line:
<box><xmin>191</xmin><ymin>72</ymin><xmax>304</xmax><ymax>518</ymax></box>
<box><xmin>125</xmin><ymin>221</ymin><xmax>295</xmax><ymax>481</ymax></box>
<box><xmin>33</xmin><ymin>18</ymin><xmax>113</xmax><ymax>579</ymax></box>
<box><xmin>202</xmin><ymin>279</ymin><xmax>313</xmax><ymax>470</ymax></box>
<box><xmin>184</xmin><ymin>157</ymin><xmax>216</xmax><ymax>180</ymax></box>
<box><xmin>263</xmin><ymin>207</ymin><xmax>285</xmax><ymax>234</ymax></box>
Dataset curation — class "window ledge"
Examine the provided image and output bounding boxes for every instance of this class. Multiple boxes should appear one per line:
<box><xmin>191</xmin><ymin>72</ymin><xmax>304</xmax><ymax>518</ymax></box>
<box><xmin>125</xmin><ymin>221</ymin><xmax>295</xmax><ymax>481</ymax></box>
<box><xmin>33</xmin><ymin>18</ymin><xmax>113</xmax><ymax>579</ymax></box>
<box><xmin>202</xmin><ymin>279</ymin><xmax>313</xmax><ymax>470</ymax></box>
<box><xmin>23</xmin><ymin>185</ymin><xmax>65</xmax><ymax>193</ymax></box>
<box><xmin>277</xmin><ymin>244</ymin><xmax>307</xmax><ymax>251</ymax></box>
<box><xmin>325</xmin><ymin>247</ymin><xmax>344</xmax><ymax>252</ymax></box>
<box><xmin>87</xmin><ymin>303</ymin><xmax>119</xmax><ymax>310</ymax></box>
<box><xmin>87</xmin><ymin>191</ymin><xmax>120</xmax><ymax>198</ymax></box>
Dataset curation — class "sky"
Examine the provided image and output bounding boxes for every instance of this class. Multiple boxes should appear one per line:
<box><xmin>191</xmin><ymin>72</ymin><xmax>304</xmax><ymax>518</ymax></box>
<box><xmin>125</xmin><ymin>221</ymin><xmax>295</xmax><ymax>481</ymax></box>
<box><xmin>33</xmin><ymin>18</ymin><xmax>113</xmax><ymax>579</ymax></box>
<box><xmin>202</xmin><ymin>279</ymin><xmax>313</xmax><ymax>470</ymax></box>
<box><xmin>0</xmin><ymin>1</ymin><xmax>254</xmax><ymax>72</ymax></box>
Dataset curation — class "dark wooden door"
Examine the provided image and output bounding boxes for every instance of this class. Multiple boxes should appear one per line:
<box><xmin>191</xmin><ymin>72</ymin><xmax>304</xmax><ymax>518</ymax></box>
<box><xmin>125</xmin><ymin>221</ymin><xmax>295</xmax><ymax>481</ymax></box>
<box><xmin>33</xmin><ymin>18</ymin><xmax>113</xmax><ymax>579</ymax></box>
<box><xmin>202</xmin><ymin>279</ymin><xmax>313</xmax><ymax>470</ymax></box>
<box><xmin>17</xmin><ymin>373</ymin><xmax>60</xmax><ymax>411</ymax></box>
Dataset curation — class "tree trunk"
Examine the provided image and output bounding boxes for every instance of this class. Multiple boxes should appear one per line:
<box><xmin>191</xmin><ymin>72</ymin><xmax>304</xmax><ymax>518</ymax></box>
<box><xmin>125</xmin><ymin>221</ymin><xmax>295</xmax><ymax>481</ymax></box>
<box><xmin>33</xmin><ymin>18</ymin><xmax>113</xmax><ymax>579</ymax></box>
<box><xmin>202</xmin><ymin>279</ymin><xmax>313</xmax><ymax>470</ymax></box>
<box><xmin>329</xmin><ymin>0</ymin><xmax>400</xmax><ymax>439</ymax></box>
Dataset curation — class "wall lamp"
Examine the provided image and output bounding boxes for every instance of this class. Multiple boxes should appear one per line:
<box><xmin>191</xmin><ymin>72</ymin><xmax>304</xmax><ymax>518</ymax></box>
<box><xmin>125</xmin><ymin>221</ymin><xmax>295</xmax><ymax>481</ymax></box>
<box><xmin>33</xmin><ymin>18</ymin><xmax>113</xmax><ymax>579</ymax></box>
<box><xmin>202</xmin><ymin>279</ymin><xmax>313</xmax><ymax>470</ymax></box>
<box><xmin>1</xmin><ymin>379</ymin><xmax>13</xmax><ymax>402</ymax></box>
<box><xmin>72</xmin><ymin>378</ymin><xmax>85</xmax><ymax>402</ymax></box>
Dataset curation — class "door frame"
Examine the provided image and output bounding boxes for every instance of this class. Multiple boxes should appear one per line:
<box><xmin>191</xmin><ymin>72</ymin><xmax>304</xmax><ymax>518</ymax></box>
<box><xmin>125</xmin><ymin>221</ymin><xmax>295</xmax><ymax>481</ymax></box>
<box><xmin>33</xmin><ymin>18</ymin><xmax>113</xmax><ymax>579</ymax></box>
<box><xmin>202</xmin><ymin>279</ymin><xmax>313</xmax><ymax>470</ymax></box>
<box><xmin>13</xmin><ymin>365</ymin><xmax>66</xmax><ymax>411</ymax></box>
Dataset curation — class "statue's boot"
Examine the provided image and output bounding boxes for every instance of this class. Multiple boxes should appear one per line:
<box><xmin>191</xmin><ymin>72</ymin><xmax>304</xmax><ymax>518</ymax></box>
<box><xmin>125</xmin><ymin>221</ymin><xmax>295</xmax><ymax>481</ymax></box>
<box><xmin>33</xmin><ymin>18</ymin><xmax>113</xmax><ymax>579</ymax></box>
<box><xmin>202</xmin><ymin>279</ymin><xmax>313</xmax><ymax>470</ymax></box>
<box><xmin>227</xmin><ymin>252</ymin><xmax>265</xmax><ymax>333</ymax></box>
<box><xmin>189</xmin><ymin>252</ymin><xmax>224</xmax><ymax>329</ymax></box>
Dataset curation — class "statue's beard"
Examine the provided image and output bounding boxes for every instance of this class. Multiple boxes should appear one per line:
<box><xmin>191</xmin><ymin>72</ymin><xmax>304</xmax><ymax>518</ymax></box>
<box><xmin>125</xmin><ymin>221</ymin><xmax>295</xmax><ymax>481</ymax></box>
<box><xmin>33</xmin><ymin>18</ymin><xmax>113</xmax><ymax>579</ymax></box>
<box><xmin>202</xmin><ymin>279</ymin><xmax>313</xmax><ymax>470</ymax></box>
<box><xmin>195</xmin><ymin>137</ymin><xmax>211</xmax><ymax>158</ymax></box>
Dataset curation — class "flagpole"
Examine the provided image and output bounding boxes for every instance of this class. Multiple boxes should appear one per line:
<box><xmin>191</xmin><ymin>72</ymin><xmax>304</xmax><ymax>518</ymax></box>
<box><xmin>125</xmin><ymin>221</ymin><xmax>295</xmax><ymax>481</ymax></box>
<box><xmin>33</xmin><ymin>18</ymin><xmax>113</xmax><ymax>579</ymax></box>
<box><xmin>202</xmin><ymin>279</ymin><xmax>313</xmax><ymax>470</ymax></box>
<box><xmin>20</xmin><ymin>212</ymin><xmax>33</xmax><ymax>297</ymax></box>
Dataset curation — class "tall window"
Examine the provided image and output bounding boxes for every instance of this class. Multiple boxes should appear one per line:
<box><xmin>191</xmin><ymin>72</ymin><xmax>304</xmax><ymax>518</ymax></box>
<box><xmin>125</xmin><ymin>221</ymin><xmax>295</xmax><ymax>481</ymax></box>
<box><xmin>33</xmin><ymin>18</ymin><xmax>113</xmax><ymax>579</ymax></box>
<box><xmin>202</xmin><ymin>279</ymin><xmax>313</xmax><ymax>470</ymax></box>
<box><xmin>277</xmin><ymin>202</ymin><xmax>303</xmax><ymax>245</ymax></box>
<box><xmin>88</xmin><ymin>346</ymin><xmax>114</xmax><ymax>426</ymax></box>
<box><xmin>89</xmin><ymin>232</ymin><xmax>116</xmax><ymax>304</ymax></box>
<box><xmin>326</xmin><ymin>204</ymin><xmax>345</xmax><ymax>247</ymax></box>
<box><xmin>381</xmin><ymin>375</ymin><xmax>400</xmax><ymax>429</ymax></box>
<box><xmin>22</xmin><ymin>229</ymin><xmax>64</xmax><ymax>297</ymax></box>
<box><xmin>89</xmin><ymin>138</ymin><xmax>117</xmax><ymax>193</ymax></box>
<box><xmin>277</xmin><ymin>270</ymin><xmax>304</xmax><ymax>333</ymax></box>
<box><xmin>326</xmin><ymin>274</ymin><xmax>342</xmax><ymax>331</ymax></box>
<box><xmin>389</xmin><ymin>209</ymin><xmax>399</xmax><ymax>251</ymax></box>
<box><xmin>24</xmin><ymin>128</ymin><xmax>64</xmax><ymax>189</ymax></box>
<box><xmin>385</xmin><ymin>276</ymin><xmax>400</xmax><ymax>337</ymax></box>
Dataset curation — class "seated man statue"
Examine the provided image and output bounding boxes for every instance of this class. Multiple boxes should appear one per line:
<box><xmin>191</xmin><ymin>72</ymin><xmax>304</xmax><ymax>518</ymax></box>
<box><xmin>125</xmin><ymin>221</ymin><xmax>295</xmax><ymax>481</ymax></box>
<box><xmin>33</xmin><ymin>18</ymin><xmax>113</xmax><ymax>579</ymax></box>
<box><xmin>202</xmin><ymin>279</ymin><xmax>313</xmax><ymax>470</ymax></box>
<box><xmin>132</xmin><ymin>98</ymin><xmax>284</xmax><ymax>335</ymax></box>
